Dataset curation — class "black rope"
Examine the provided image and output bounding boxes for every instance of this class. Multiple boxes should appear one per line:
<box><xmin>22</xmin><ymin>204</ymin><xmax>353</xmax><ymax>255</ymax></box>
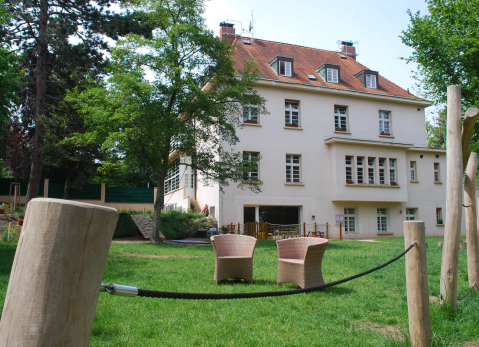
<box><xmin>136</xmin><ymin>242</ymin><xmax>417</xmax><ymax>300</ymax></box>
<box><xmin>457</xmin><ymin>282</ymin><xmax>476</xmax><ymax>301</ymax></box>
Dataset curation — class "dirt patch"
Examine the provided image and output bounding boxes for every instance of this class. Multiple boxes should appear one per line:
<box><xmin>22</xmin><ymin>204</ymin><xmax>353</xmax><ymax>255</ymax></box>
<box><xmin>359</xmin><ymin>321</ymin><xmax>403</xmax><ymax>340</ymax></box>
<box><xmin>464</xmin><ymin>342</ymin><xmax>479</xmax><ymax>347</ymax></box>
<box><xmin>429</xmin><ymin>295</ymin><xmax>440</xmax><ymax>303</ymax></box>
<box><xmin>116</xmin><ymin>253</ymin><xmax>203</xmax><ymax>259</ymax></box>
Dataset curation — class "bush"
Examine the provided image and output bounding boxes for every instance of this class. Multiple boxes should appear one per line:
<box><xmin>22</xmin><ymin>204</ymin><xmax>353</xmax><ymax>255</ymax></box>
<box><xmin>159</xmin><ymin>210</ymin><xmax>216</xmax><ymax>239</ymax></box>
<box><xmin>113</xmin><ymin>211</ymin><xmax>141</xmax><ymax>239</ymax></box>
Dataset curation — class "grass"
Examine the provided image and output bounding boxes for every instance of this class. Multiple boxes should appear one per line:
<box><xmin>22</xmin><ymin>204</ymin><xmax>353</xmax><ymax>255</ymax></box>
<box><xmin>1</xmin><ymin>237</ymin><xmax>478</xmax><ymax>346</ymax></box>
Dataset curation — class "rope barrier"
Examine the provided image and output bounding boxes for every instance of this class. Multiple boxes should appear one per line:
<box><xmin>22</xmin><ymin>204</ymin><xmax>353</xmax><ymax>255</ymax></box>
<box><xmin>101</xmin><ymin>241</ymin><xmax>417</xmax><ymax>300</ymax></box>
<box><xmin>457</xmin><ymin>282</ymin><xmax>476</xmax><ymax>301</ymax></box>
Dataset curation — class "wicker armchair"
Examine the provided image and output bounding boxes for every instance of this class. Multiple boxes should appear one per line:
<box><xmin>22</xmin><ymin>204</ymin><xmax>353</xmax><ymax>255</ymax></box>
<box><xmin>210</xmin><ymin>234</ymin><xmax>257</xmax><ymax>284</ymax></box>
<box><xmin>277</xmin><ymin>237</ymin><xmax>329</xmax><ymax>289</ymax></box>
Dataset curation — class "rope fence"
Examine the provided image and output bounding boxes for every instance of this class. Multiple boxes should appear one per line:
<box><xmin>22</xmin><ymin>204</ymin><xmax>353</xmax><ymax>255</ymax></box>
<box><xmin>101</xmin><ymin>241</ymin><xmax>417</xmax><ymax>300</ymax></box>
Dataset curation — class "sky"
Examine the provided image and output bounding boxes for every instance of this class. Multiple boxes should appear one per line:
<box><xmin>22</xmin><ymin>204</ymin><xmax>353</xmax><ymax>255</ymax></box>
<box><xmin>203</xmin><ymin>0</ymin><xmax>437</xmax><ymax>121</ymax></box>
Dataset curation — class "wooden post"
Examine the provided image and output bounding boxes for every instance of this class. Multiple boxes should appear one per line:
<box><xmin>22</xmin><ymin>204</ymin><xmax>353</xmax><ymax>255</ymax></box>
<box><xmin>7</xmin><ymin>222</ymin><xmax>12</xmax><ymax>242</ymax></box>
<box><xmin>100</xmin><ymin>183</ymin><xmax>106</xmax><ymax>204</ymax></box>
<box><xmin>326</xmin><ymin>222</ymin><xmax>329</xmax><ymax>239</ymax></box>
<box><xmin>339</xmin><ymin>222</ymin><xmax>342</xmax><ymax>240</ymax></box>
<box><xmin>314</xmin><ymin>222</ymin><xmax>317</xmax><ymax>232</ymax></box>
<box><xmin>404</xmin><ymin>221</ymin><xmax>432</xmax><ymax>347</ymax></box>
<box><xmin>303</xmin><ymin>222</ymin><xmax>305</xmax><ymax>237</ymax></box>
<box><xmin>43</xmin><ymin>178</ymin><xmax>49</xmax><ymax>197</ymax></box>
<box><xmin>0</xmin><ymin>198</ymin><xmax>119</xmax><ymax>347</ymax></box>
<box><xmin>440</xmin><ymin>85</ymin><xmax>463</xmax><ymax>310</ymax></box>
<box><xmin>465</xmin><ymin>153</ymin><xmax>479</xmax><ymax>291</ymax></box>
<box><xmin>238</xmin><ymin>222</ymin><xmax>240</xmax><ymax>235</ymax></box>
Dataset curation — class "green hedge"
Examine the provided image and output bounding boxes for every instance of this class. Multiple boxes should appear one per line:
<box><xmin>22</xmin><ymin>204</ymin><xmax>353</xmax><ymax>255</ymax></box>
<box><xmin>159</xmin><ymin>210</ymin><xmax>216</xmax><ymax>240</ymax></box>
<box><xmin>113</xmin><ymin>212</ymin><xmax>141</xmax><ymax>239</ymax></box>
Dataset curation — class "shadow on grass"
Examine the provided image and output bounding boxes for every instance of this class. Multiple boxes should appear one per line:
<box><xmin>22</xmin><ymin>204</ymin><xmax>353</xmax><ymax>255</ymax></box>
<box><xmin>0</xmin><ymin>243</ymin><xmax>16</xmax><ymax>277</ymax></box>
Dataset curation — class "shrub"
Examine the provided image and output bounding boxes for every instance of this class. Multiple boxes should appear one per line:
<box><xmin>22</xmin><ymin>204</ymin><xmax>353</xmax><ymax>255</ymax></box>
<box><xmin>160</xmin><ymin>210</ymin><xmax>195</xmax><ymax>239</ymax></box>
<box><xmin>113</xmin><ymin>211</ymin><xmax>141</xmax><ymax>239</ymax></box>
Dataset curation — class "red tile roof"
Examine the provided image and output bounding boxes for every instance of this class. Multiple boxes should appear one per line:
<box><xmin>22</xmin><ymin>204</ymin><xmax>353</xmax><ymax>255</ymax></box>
<box><xmin>231</xmin><ymin>37</ymin><xmax>416</xmax><ymax>99</ymax></box>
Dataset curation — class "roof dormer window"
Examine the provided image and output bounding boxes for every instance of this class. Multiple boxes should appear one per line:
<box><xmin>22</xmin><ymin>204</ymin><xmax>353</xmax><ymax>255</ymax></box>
<box><xmin>366</xmin><ymin>74</ymin><xmax>377</xmax><ymax>89</ymax></box>
<box><xmin>316</xmin><ymin>63</ymin><xmax>341</xmax><ymax>84</ymax></box>
<box><xmin>327</xmin><ymin>68</ymin><xmax>339</xmax><ymax>83</ymax></box>
<box><xmin>355</xmin><ymin>70</ymin><xmax>379</xmax><ymax>89</ymax></box>
<box><xmin>269</xmin><ymin>56</ymin><xmax>294</xmax><ymax>77</ymax></box>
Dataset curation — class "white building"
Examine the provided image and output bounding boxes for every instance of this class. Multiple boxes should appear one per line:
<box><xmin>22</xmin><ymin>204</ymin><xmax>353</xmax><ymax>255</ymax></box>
<box><xmin>164</xmin><ymin>23</ymin><xmax>454</xmax><ymax>239</ymax></box>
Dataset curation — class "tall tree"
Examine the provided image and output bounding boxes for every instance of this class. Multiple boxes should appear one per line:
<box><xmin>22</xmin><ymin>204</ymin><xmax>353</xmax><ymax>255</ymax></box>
<box><xmin>67</xmin><ymin>0</ymin><xmax>267</xmax><ymax>242</ymax></box>
<box><xmin>1</xmin><ymin>0</ymin><xmax>151</xmax><ymax>203</ymax></box>
<box><xmin>401</xmin><ymin>0</ymin><xmax>479</xmax><ymax>109</ymax></box>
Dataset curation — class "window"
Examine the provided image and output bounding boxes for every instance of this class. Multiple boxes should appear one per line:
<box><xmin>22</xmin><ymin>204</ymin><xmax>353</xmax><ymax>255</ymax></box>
<box><xmin>344</xmin><ymin>208</ymin><xmax>356</xmax><ymax>233</ymax></box>
<box><xmin>335</xmin><ymin>106</ymin><xmax>348</xmax><ymax>131</ymax></box>
<box><xmin>436</xmin><ymin>208</ymin><xmax>443</xmax><ymax>225</ymax></box>
<box><xmin>243</xmin><ymin>105</ymin><xmax>258</xmax><ymax>124</ymax></box>
<box><xmin>434</xmin><ymin>163</ymin><xmax>440</xmax><ymax>182</ymax></box>
<box><xmin>164</xmin><ymin>159</ymin><xmax>180</xmax><ymax>194</ymax></box>
<box><xmin>286</xmin><ymin>154</ymin><xmax>301</xmax><ymax>183</ymax></box>
<box><xmin>379</xmin><ymin>111</ymin><xmax>390</xmax><ymax>135</ymax></box>
<box><xmin>210</xmin><ymin>206</ymin><xmax>215</xmax><ymax>218</ymax></box>
<box><xmin>406</xmin><ymin>208</ymin><xmax>416</xmax><ymax>221</ymax></box>
<box><xmin>279</xmin><ymin>60</ymin><xmax>292</xmax><ymax>77</ymax></box>
<box><xmin>410</xmin><ymin>161</ymin><xmax>416</xmax><ymax>181</ymax></box>
<box><xmin>368</xmin><ymin>158</ymin><xmax>375</xmax><ymax>184</ymax></box>
<box><xmin>357</xmin><ymin>157</ymin><xmax>364</xmax><ymax>184</ymax></box>
<box><xmin>285</xmin><ymin>102</ymin><xmax>300</xmax><ymax>126</ymax></box>
<box><xmin>389</xmin><ymin>159</ymin><xmax>397</xmax><ymax>185</ymax></box>
<box><xmin>184</xmin><ymin>171</ymin><xmax>194</xmax><ymax>188</ymax></box>
<box><xmin>327</xmin><ymin>68</ymin><xmax>339</xmax><ymax>83</ymax></box>
<box><xmin>243</xmin><ymin>152</ymin><xmax>259</xmax><ymax>181</ymax></box>
<box><xmin>377</xmin><ymin>208</ymin><xmax>387</xmax><ymax>232</ymax></box>
<box><xmin>345</xmin><ymin>156</ymin><xmax>354</xmax><ymax>183</ymax></box>
<box><xmin>366</xmin><ymin>74</ymin><xmax>377</xmax><ymax>89</ymax></box>
<box><xmin>379</xmin><ymin>158</ymin><xmax>386</xmax><ymax>185</ymax></box>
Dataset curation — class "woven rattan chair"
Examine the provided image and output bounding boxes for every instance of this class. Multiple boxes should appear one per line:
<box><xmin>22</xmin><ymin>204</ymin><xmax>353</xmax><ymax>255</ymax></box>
<box><xmin>210</xmin><ymin>234</ymin><xmax>257</xmax><ymax>284</ymax></box>
<box><xmin>277</xmin><ymin>237</ymin><xmax>329</xmax><ymax>289</ymax></box>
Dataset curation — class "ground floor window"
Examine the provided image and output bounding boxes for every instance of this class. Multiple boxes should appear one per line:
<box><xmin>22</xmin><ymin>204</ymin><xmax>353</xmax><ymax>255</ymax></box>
<box><xmin>377</xmin><ymin>208</ymin><xmax>387</xmax><ymax>231</ymax></box>
<box><xmin>344</xmin><ymin>208</ymin><xmax>356</xmax><ymax>233</ymax></box>
<box><xmin>406</xmin><ymin>208</ymin><xmax>416</xmax><ymax>221</ymax></box>
<box><xmin>243</xmin><ymin>206</ymin><xmax>300</xmax><ymax>225</ymax></box>
<box><xmin>244</xmin><ymin>207</ymin><xmax>256</xmax><ymax>223</ymax></box>
<box><xmin>436</xmin><ymin>208</ymin><xmax>443</xmax><ymax>225</ymax></box>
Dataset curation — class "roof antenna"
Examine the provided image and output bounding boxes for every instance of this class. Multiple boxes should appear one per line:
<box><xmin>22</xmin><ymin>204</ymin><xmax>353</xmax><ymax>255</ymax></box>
<box><xmin>242</xmin><ymin>10</ymin><xmax>255</xmax><ymax>43</ymax></box>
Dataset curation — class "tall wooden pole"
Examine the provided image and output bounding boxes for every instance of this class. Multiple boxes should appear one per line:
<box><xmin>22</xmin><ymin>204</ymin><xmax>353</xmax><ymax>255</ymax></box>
<box><xmin>0</xmin><ymin>198</ymin><xmax>119</xmax><ymax>347</ymax></box>
<box><xmin>440</xmin><ymin>85</ymin><xmax>463</xmax><ymax>310</ymax></box>
<box><xmin>404</xmin><ymin>221</ymin><xmax>432</xmax><ymax>347</ymax></box>
<box><xmin>465</xmin><ymin>153</ymin><xmax>479</xmax><ymax>290</ymax></box>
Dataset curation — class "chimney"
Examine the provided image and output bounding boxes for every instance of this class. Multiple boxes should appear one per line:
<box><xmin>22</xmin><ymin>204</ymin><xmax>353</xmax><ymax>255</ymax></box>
<box><xmin>219</xmin><ymin>22</ymin><xmax>236</xmax><ymax>45</ymax></box>
<box><xmin>341</xmin><ymin>41</ymin><xmax>356</xmax><ymax>60</ymax></box>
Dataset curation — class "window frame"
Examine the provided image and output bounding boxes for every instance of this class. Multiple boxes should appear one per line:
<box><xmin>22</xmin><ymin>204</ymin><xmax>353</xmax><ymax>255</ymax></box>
<box><xmin>379</xmin><ymin>111</ymin><xmax>391</xmax><ymax>135</ymax></box>
<box><xmin>243</xmin><ymin>152</ymin><xmax>260</xmax><ymax>182</ymax></box>
<box><xmin>164</xmin><ymin>159</ymin><xmax>180</xmax><ymax>194</ymax></box>
<box><xmin>378</xmin><ymin>158</ymin><xmax>386</xmax><ymax>185</ymax></box>
<box><xmin>406</xmin><ymin>208</ymin><xmax>416</xmax><ymax>221</ymax></box>
<box><xmin>368</xmin><ymin>157</ymin><xmax>376</xmax><ymax>184</ymax></box>
<box><xmin>357</xmin><ymin>157</ymin><xmax>364</xmax><ymax>184</ymax></box>
<box><xmin>434</xmin><ymin>163</ymin><xmax>440</xmax><ymax>182</ymax></box>
<box><xmin>243</xmin><ymin>104</ymin><xmax>259</xmax><ymax>124</ymax></box>
<box><xmin>334</xmin><ymin>106</ymin><xmax>348</xmax><ymax>131</ymax></box>
<box><xmin>285</xmin><ymin>101</ymin><xmax>300</xmax><ymax>127</ymax></box>
<box><xmin>327</xmin><ymin>68</ymin><xmax>339</xmax><ymax>83</ymax></box>
<box><xmin>286</xmin><ymin>154</ymin><xmax>301</xmax><ymax>183</ymax></box>
<box><xmin>345</xmin><ymin>156</ymin><xmax>354</xmax><ymax>183</ymax></box>
<box><xmin>366</xmin><ymin>74</ymin><xmax>377</xmax><ymax>89</ymax></box>
<box><xmin>436</xmin><ymin>208</ymin><xmax>443</xmax><ymax>225</ymax></box>
<box><xmin>279</xmin><ymin>60</ymin><xmax>292</xmax><ymax>77</ymax></box>
<box><xmin>410</xmin><ymin>161</ymin><xmax>417</xmax><ymax>181</ymax></box>
<box><xmin>389</xmin><ymin>159</ymin><xmax>397</xmax><ymax>185</ymax></box>
<box><xmin>377</xmin><ymin>208</ymin><xmax>388</xmax><ymax>232</ymax></box>
<box><xmin>344</xmin><ymin>208</ymin><xmax>356</xmax><ymax>233</ymax></box>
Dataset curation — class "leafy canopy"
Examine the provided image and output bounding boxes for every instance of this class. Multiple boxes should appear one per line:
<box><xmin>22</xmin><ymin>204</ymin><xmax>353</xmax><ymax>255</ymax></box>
<box><xmin>401</xmin><ymin>0</ymin><xmax>479</xmax><ymax>109</ymax></box>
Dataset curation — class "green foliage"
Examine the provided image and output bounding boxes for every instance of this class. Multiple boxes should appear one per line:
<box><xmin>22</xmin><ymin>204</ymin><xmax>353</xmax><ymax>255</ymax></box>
<box><xmin>427</xmin><ymin>109</ymin><xmax>447</xmax><ymax>149</ymax></box>
<box><xmin>113</xmin><ymin>211</ymin><xmax>141</xmax><ymax>239</ymax></box>
<box><xmin>158</xmin><ymin>210</ymin><xmax>215</xmax><ymax>239</ymax></box>
<box><xmin>401</xmin><ymin>0</ymin><xmax>479</xmax><ymax>109</ymax></box>
<box><xmin>0</xmin><ymin>47</ymin><xmax>22</xmax><ymax>125</ymax></box>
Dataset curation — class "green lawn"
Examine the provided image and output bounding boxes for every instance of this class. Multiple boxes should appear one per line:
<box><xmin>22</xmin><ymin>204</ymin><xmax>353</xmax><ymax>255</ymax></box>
<box><xmin>1</xmin><ymin>238</ymin><xmax>478</xmax><ymax>346</ymax></box>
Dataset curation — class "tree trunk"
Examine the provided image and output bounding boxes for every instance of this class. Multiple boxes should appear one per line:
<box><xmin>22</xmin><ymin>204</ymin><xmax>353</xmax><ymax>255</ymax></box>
<box><xmin>465</xmin><ymin>153</ymin><xmax>479</xmax><ymax>291</ymax></box>
<box><xmin>440</xmin><ymin>85</ymin><xmax>463</xmax><ymax>310</ymax></box>
<box><xmin>152</xmin><ymin>171</ymin><xmax>165</xmax><ymax>243</ymax></box>
<box><xmin>26</xmin><ymin>0</ymin><xmax>49</xmax><ymax>204</ymax></box>
<box><xmin>63</xmin><ymin>172</ymin><xmax>72</xmax><ymax>199</ymax></box>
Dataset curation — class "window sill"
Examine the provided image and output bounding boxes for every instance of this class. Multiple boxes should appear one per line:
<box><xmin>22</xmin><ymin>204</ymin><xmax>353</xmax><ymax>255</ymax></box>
<box><xmin>284</xmin><ymin>126</ymin><xmax>303</xmax><ymax>130</ymax></box>
<box><xmin>345</xmin><ymin>183</ymin><xmax>400</xmax><ymax>188</ymax></box>
<box><xmin>334</xmin><ymin>130</ymin><xmax>351</xmax><ymax>134</ymax></box>
<box><xmin>285</xmin><ymin>182</ymin><xmax>304</xmax><ymax>186</ymax></box>
<box><xmin>243</xmin><ymin>123</ymin><xmax>262</xmax><ymax>127</ymax></box>
<box><xmin>436</xmin><ymin>224</ymin><xmax>445</xmax><ymax>227</ymax></box>
<box><xmin>434</xmin><ymin>181</ymin><xmax>442</xmax><ymax>184</ymax></box>
<box><xmin>410</xmin><ymin>180</ymin><xmax>419</xmax><ymax>183</ymax></box>
<box><xmin>379</xmin><ymin>134</ymin><xmax>394</xmax><ymax>138</ymax></box>
<box><xmin>377</xmin><ymin>232</ymin><xmax>393</xmax><ymax>236</ymax></box>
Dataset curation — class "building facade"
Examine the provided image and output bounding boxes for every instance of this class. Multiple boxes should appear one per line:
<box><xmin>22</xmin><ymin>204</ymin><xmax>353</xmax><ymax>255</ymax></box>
<box><xmin>164</xmin><ymin>23</ymin><xmax>457</xmax><ymax>239</ymax></box>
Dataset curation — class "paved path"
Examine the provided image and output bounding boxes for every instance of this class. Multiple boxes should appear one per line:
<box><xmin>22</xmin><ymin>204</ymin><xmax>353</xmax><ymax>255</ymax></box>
<box><xmin>131</xmin><ymin>215</ymin><xmax>165</xmax><ymax>239</ymax></box>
